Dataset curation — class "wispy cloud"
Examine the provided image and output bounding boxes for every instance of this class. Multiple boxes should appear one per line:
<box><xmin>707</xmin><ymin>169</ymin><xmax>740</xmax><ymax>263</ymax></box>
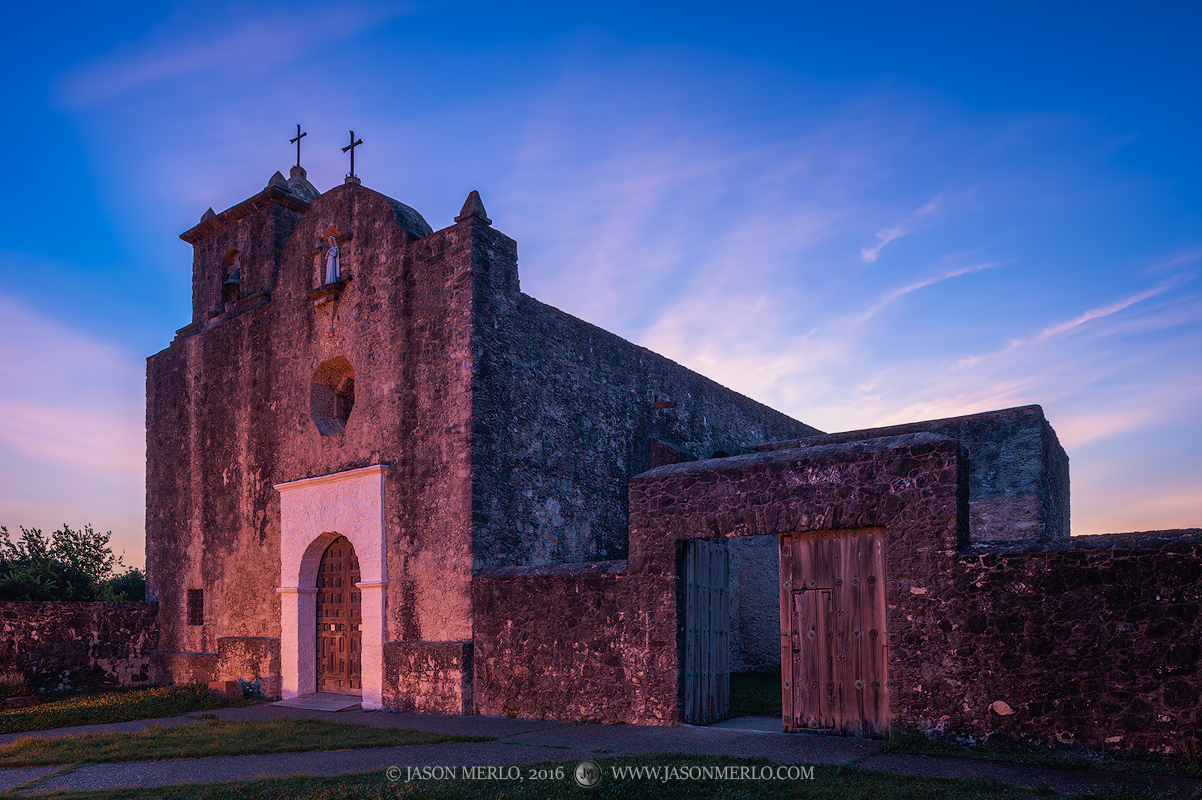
<box><xmin>56</xmin><ymin>2</ymin><xmax>408</xmax><ymax>106</ymax></box>
<box><xmin>1008</xmin><ymin>274</ymin><xmax>1194</xmax><ymax>348</ymax></box>
<box><xmin>861</xmin><ymin>226</ymin><xmax>905</xmax><ymax>262</ymax></box>
<box><xmin>859</xmin><ymin>195</ymin><xmax>942</xmax><ymax>262</ymax></box>
<box><xmin>854</xmin><ymin>261</ymin><xmax>1003</xmax><ymax>323</ymax></box>
<box><xmin>913</xmin><ymin>196</ymin><xmax>941</xmax><ymax>216</ymax></box>
<box><xmin>0</xmin><ymin>401</ymin><xmax>142</xmax><ymax>478</ymax></box>
<box><xmin>1145</xmin><ymin>248</ymin><xmax>1202</xmax><ymax>273</ymax></box>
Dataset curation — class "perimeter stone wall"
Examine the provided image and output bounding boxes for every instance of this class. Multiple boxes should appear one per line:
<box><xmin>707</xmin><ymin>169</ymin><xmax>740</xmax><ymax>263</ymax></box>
<box><xmin>901</xmin><ymin>530</ymin><xmax>1202</xmax><ymax>752</ymax></box>
<box><xmin>760</xmin><ymin>405</ymin><xmax>1068</xmax><ymax>545</ymax></box>
<box><xmin>0</xmin><ymin>602</ymin><xmax>160</xmax><ymax>691</ymax></box>
<box><xmin>472</xmin><ymin>430</ymin><xmax>1200</xmax><ymax>754</ymax></box>
<box><xmin>472</xmin><ymin>561</ymin><xmax>675</xmax><ymax>723</ymax></box>
<box><xmin>472</xmin><ymin>434</ymin><xmax>964</xmax><ymax>724</ymax></box>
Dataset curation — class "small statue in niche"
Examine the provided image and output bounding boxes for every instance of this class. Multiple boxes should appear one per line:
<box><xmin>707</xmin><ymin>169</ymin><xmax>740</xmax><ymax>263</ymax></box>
<box><xmin>323</xmin><ymin>224</ymin><xmax>342</xmax><ymax>284</ymax></box>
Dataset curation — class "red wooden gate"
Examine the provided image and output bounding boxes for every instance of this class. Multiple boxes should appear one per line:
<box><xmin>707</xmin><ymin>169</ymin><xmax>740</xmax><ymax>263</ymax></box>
<box><xmin>316</xmin><ymin>535</ymin><xmax>362</xmax><ymax>694</ymax></box>
<box><xmin>780</xmin><ymin>528</ymin><xmax>887</xmax><ymax>735</ymax></box>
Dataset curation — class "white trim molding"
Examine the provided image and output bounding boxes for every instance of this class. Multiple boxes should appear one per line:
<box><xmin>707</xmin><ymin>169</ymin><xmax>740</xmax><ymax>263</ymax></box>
<box><xmin>275</xmin><ymin>464</ymin><xmax>387</xmax><ymax>708</ymax></box>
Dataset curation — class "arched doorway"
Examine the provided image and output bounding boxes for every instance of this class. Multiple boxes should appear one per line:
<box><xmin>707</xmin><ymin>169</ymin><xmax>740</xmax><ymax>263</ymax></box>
<box><xmin>276</xmin><ymin>464</ymin><xmax>387</xmax><ymax>707</ymax></box>
<box><xmin>316</xmin><ymin>535</ymin><xmax>362</xmax><ymax>694</ymax></box>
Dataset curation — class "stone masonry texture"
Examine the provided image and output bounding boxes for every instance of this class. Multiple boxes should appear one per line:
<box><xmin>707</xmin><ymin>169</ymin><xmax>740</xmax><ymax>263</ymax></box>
<box><xmin>475</xmin><ymin>434</ymin><xmax>965</xmax><ymax>725</ymax></box>
<box><xmin>382</xmin><ymin>641</ymin><xmax>472</xmax><ymax>715</ymax></box>
<box><xmin>760</xmin><ymin>405</ymin><xmax>1069</xmax><ymax>545</ymax></box>
<box><xmin>143</xmin><ymin>165</ymin><xmax>1199</xmax><ymax>754</ymax></box>
<box><xmin>216</xmin><ymin>636</ymin><xmax>281</xmax><ymax>698</ymax></box>
<box><xmin>471</xmin><ymin>294</ymin><xmax>820</xmax><ymax>568</ymax></box>
<box><xmin>148</xmin><ymin>172</ymin><xmax>817</xmax><ymax>705</ymax></box>
<box><xmin>0</xmin><ymin>602</ymin><xmax>160</xmax><ymax>691</ymax></box>
<box><xmin>915</xmin><ymin>531</ymin><xmax>1202</xmax><ymax>752</ymax></box>
<box><xmin>479</xmin><ymin>432</ymin><xmax>1200</xmax><ymax>754</ymax></box>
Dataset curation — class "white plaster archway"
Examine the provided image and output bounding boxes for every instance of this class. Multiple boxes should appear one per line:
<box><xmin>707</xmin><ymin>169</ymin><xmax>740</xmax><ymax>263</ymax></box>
<box><xmin>275</xmin><ymin>465</ymin><xmax>387</xmax><ymax>709</ymax></box>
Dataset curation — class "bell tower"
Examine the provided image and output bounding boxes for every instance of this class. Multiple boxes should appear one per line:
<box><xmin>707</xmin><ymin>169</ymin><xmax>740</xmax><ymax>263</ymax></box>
<box><xmin>178</xmin><ymin>171</ymin><xmax>317</xmax><ymax>330</ymax></box>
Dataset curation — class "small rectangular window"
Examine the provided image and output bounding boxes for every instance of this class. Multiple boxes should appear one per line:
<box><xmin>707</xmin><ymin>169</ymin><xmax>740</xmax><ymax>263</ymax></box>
<box><xmin>187</xmin><ymin>589</ymin><xmax>204</xmax><ymax>626</ymax></box>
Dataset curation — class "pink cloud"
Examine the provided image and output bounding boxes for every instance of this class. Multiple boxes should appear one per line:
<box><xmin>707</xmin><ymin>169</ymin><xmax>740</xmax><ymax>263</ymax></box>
<box><xmin>860</xmin><ymin>226</ymin><xmax>905</xmax><ymax>262</ymax></box>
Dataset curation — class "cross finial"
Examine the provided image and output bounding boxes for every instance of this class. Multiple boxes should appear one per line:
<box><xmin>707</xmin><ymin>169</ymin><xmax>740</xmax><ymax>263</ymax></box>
<box><xmin>290</xmin><ymin>124</ymin><xmax>307</xmax><ymax>168</ymax></box>
<box><xmin>342</xmin><ymin>130</ymin><xmax>364</xmax><ymax>182</ymax></box>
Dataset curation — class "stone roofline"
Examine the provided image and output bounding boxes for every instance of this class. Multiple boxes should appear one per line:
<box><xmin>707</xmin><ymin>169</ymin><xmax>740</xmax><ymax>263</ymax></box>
<box><xmin>180</xmin><ymin>182</ymin><xmax>313</xmax><ymax>244</ymax></box>
<box><xmin>638</xmin><ymin>431</ymin><xmax>958</xmax><ymax>479</ymax></box>
<box><xmin>965</xmin><ymin>528</ymin><xmax>1202</xmax><ymax>554</ymax></box>
<box><xmin>756</xmin><ymin>403</ymin><xmax>1050</xmax><ymax>452</ymax></box>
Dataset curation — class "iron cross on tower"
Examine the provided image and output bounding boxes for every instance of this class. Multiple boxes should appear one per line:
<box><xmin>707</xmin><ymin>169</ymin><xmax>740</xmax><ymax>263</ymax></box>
<box><xmin>343</xmin><ymin>131</ymin><xmax>364</xmax><ymax>180</ymax></box>
<box><xmin>290</xmin><ymin>124</ymin><xmax>307</xmax><ymax>168</ymax></box>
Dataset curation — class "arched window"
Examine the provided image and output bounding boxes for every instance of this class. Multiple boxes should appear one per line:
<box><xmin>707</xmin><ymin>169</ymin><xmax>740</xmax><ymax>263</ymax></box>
<box><xmin>310</xmin><ymin>357</ymin><xmax>355</xmax><ymax>435</ymax></box>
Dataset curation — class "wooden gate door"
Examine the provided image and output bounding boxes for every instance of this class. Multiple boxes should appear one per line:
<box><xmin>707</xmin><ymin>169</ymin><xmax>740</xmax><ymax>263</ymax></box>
<box><xmin>316</xmin><ymin>535</ymin><xmax>362</xmax><ymax>694</ymax></box>
<box><xmin>681</xmin><ymin>538</ymin><xmax>730</xmax><ymax>725</ymax></box>
<box><xmin>779</xmin><ymin>528</ymin><xmax>887</xmax><ymax>735</ymax></box>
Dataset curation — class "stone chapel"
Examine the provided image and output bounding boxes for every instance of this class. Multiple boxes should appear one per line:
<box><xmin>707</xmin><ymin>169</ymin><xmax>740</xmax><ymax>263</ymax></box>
<box><xmin>146</xmin><ymin>164</ymin><xmax>1200</xmax><ymax>752</ymax></box>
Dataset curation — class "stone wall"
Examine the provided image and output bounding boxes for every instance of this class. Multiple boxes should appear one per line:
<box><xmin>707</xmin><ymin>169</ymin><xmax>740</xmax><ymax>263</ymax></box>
<box><xmin>0</xmin><ymin>602</ymin><xmax>160</xmax><ymax>692</ymax></box>
<box><xmin>760</xmin><ymin>405</ymin><xmax>1068</xmax><ymax>545</ymax></box>
<box><xmin>630</xmin><ymin>433</ymin><xmax>966</xmax><ymax>730</ymax></box>
<box><xmin>472</xmin><ymin>561</ymin><xmax>677</xmax><ymax>723</ymax></box>
<box><xmin>217</xmin><ymin>636</ymin><xmax>280</xmax><ymax>698</ymax></box>
<box><xmin>472</xmin><ymin>428</ymin><xmax>1199</xmax><ymax>754</ymax></box>
<box><xmin>382</xmin><ymin>641</ymin><xmax>472</xmax><ymax>715</ymax></box>
<box><xmin>472</xmin><ymin>433</ymin><xmax>963</xmax><ymax>724</ymax></box>
<box><xmin>728</xmin><ymin>535</ymin><xmax>780</xmax><ymax>672</ymax></box>
<box><xmin>901</xmin><ymin>530</ymin><xmax>1202</xmax><ymax>752</ymax></box>
<box><xmin>471</xmin><ymin>293</ymin><xmax>821</xmax><ymax>568</ymax></box>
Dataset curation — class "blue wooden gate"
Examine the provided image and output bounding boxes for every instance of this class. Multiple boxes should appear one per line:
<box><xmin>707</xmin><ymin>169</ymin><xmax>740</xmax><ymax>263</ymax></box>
<box><xmin>682</xmin><ymin>538</ymin><xmax>730</xmax><ymax>724</ymax></box>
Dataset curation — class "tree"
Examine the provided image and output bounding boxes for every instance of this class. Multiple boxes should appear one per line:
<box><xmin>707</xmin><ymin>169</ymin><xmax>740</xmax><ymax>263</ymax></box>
<box><xmin>102</xmin><ymin>567</ymin><xmax>146</xmax><ymax>601</ymax></box>
<box><xmin>0</xmin><ymin>524</ymin><xmax>143</xmax><ymax>601</ymax></box>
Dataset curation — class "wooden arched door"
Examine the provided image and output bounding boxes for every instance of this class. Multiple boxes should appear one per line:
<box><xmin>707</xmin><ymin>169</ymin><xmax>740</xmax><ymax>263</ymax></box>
<box><xmin>316</xmin><ymin>535</ymin><xmax>362</xmax><ymax>694</ymax></box>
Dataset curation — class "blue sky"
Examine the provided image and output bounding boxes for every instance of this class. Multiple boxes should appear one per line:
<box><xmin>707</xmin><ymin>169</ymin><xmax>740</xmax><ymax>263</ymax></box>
<box><xmin>2</xmin><ymin>1</ymin><xmax>1199</xmax><ymax>567</ymax></box>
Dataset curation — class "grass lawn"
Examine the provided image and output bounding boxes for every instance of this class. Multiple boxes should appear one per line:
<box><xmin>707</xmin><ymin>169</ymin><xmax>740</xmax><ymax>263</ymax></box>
<box><xmin>10</xmin><ymin>756</ymin><xmax>1187</xmax><ymax>800</ymax></box>
<box><xmin>0</xmin><ymin>685</ymin><xmax>250</xmax><ymax>735</ymax></box>
<box><xmin>0</xmin><ymin>717</ymin><xmax>491</xmax><ymax>767</ymax></box>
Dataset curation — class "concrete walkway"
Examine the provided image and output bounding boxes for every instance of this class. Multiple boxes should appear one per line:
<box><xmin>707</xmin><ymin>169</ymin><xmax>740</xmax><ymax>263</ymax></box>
<box><xmin>1</xmin><ymin>705</ymin><xmax>1199</xmax><ymax>796</ymax></box>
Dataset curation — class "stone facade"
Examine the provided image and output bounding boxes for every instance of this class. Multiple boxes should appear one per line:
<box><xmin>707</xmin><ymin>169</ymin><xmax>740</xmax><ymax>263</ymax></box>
<box><xmin>146</xmin><ymin>170</ymin><xmax>817</xmax><ymax>710</ymax></box>
<box><xmin>0</xmin><ymin>602</ymin><xmax>160</xmax><ymax>691</ymax></box>
<box><xmin>382</xmin><ymin>641</ymin><xmax>472</xmax><ymax>715</ymax></box>
<box><xmin>143</xmin><ymin>161</ymin><xmax>1198</xmax><ymax>753</ymax></box>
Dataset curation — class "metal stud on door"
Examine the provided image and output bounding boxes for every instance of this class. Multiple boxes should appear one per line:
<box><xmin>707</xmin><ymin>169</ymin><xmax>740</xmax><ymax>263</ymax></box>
<box><xmin>780</xmin><ymin>529</ymin><xmax>888</xmax><ymax>736</ymax></box>
<box><xmin>315</xmin><ymin>535</ymin><xmax>362</xmax><ymax>695</ymax></box>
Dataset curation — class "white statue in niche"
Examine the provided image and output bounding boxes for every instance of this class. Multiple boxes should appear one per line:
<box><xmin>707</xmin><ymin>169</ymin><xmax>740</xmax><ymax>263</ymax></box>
<box><xmin>323</xmin><ymin>224</ymin><xmax>342</xmax><ymax>284</ymax></box>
